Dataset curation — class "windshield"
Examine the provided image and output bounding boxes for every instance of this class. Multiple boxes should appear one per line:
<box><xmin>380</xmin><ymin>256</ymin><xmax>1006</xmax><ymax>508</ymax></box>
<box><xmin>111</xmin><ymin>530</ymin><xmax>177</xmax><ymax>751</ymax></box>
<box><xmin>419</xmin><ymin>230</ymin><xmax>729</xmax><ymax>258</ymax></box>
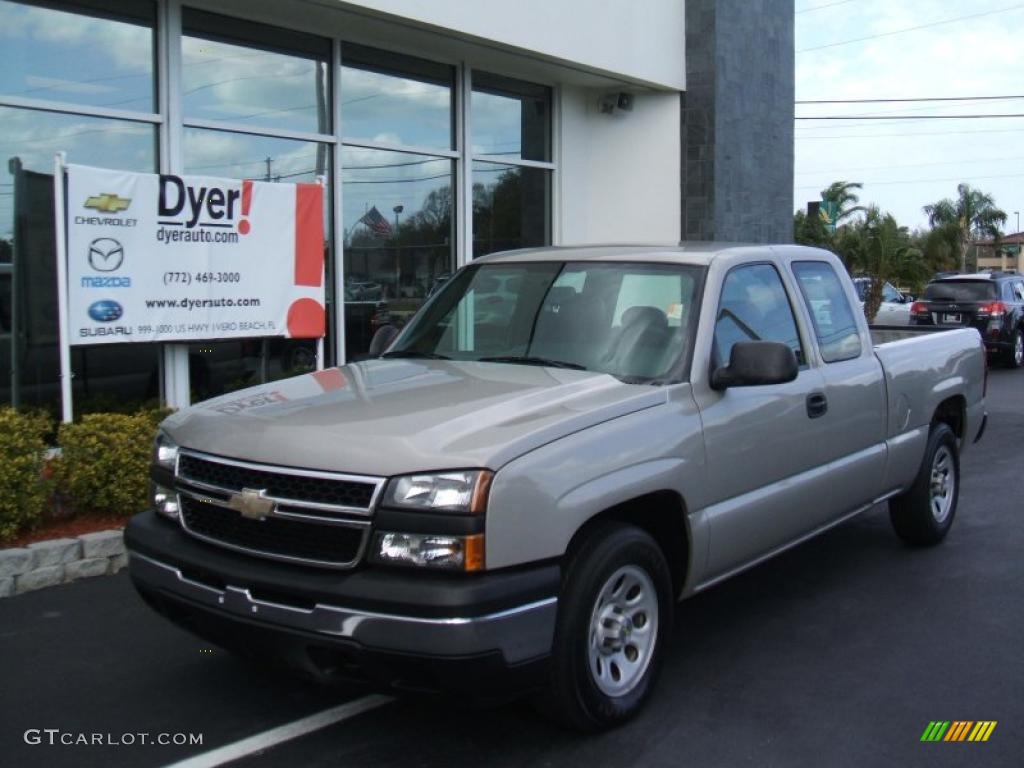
<box><xmin>923</xmin><ymin>280</ymin><xmax>998</xmax><ymax>302</ymax></box>
<box><xmin>387</xmin><ymin>261</ymin><xmax>704</xmax><ymax>382</ymax></box>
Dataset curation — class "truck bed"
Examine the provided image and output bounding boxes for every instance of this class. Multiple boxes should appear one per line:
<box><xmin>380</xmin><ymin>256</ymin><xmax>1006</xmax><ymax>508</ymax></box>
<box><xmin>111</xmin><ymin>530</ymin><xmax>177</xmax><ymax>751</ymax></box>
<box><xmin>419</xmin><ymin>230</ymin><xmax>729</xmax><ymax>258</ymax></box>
<box><xmin>869</xmin><ymin>324</ymin><xmax>971</xmax><ymax>346</ymax></box>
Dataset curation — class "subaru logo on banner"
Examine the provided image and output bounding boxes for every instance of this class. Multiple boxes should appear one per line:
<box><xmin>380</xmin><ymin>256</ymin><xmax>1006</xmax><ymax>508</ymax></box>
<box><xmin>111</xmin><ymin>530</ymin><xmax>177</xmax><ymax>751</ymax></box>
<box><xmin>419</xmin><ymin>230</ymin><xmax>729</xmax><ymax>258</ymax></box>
<box><xmin>88</xmin><ymin>300</ymin><xmax>124</xmax><ymax>322</ymax></box>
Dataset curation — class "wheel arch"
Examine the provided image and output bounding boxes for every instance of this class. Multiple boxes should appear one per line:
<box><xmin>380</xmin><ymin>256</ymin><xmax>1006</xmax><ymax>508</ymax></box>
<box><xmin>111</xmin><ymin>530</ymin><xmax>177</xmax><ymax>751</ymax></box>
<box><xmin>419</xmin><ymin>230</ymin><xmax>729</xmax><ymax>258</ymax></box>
<box><xmin>932</xmin><ymin>394</ymin><xmax>966</xmax><ymax>441</ymax></box>
<box><xmin>564</xmin><ymin>490</ymin><xmax>691</xmax><ymax>600</ymax></box>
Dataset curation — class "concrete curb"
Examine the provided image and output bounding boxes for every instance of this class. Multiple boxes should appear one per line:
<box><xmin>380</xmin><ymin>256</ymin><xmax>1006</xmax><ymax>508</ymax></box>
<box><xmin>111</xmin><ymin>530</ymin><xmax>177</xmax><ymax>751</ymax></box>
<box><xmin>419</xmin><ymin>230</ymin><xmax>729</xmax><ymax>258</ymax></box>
<box><xmin>0</xmin><ymin>529</ymin><xmax>127</xmax><ymax>597</ymax></box>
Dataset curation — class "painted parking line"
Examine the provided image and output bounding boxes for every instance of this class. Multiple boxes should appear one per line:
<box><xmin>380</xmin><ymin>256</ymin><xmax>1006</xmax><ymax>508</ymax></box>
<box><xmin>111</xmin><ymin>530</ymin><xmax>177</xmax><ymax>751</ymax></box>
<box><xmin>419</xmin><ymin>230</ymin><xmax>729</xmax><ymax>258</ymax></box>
<box><xmin>163</xmin><ymin>695</ymin><xmax>394</xmax><ymax>768</ymax></box>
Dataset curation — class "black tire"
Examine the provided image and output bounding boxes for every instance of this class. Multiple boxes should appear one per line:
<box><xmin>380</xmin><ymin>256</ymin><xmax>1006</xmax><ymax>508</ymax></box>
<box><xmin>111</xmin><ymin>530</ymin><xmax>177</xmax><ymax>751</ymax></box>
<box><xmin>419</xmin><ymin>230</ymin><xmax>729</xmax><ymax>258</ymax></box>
<box><xmin>1002</xmin><ymin>328</ymin><xmax>1023</xmax><ymax>369</ymax></box>
<box><xmin>889</xmin><ymin>422</ymin><xmax>959</xmax><ymax>546</ymax></box>
<box><xmin>540</xmin><ymin>521</ymin><xmax>672</xmax><ymax>731</ymax></box>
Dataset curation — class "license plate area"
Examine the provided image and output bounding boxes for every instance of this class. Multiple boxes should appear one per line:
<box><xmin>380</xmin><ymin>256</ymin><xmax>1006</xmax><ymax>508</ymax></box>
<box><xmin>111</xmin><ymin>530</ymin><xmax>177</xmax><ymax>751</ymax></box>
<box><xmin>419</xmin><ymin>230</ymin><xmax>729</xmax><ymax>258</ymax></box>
<box><xmin>942</xmin><ymin>313</ymin><xmax>962</xmax><ymax>324</ymax></box>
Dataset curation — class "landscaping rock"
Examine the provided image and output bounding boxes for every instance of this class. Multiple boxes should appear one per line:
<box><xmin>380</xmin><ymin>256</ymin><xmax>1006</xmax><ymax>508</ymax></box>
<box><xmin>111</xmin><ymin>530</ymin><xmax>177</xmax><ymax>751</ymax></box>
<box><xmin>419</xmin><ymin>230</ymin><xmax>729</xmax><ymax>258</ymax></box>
<box><xmin>64</xmin><ymin>558</ymin><xmax>110</xmax><ymax>581</ymax></box>
<box><xmin>110</xmin><ymin>553</ymin><xmax>130</xmax><ymax>574</ymax></box>
<box><xmin>0</xmin><ymin>578</ymin><xmax>13</xmax><ymax>598</ymax></box>
<box><xmin>27</xmin><ymin>538</ymin><xmax>81</xmax><ymax>568</ymax></box>
<box><xmin>0</xmin><ymin>548</ymin><xmax>35</xmax><ymax>578</ymax></box>
<box><xmin>15</xmin><ymin>565</ymin><xmax>64</xmax><ymax>594</ymax></box>
<box><xmin>79</xmin><ymin>530</ymin><xmax>125</xmax><ymax>559</ymax></box>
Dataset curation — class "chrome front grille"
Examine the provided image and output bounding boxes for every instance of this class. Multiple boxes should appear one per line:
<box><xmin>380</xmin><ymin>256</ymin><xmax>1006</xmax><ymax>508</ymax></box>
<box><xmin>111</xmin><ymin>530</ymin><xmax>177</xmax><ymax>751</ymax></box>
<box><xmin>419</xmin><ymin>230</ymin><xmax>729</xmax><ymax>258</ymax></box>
<box><xmin>173</xmin><ymin>450</ymin><xmax>385</xmax><ymax>569</ymax></box>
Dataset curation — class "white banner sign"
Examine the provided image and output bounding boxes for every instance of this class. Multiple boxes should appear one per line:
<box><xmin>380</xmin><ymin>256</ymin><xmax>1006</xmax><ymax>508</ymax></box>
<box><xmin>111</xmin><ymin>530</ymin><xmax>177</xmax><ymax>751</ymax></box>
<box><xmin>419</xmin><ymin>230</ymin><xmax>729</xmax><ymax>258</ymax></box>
<box><xmin>66</xmin><ymin>163</ymin><xmax>325</xmax><ymax>346</ymax></box>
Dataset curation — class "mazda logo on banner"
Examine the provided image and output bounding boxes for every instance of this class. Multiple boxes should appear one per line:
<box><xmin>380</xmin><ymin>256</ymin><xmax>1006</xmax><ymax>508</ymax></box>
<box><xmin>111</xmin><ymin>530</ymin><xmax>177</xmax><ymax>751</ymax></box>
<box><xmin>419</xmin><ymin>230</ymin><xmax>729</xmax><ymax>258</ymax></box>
<box><xmin>88</xmin><ymin>237</ymin><xmax>125</xmax><ymax>272</ymax></box>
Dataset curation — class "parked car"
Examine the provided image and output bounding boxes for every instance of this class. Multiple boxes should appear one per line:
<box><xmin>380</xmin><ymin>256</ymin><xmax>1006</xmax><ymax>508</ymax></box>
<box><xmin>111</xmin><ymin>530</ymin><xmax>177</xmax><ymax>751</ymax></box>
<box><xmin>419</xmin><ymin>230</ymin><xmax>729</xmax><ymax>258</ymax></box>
<box><xmin>128</xmin><ymin>244</ymin><xmax>986</xmax><ymax>731</ymax></box>
<box><xmin>910</xmin><ymin>272</ymin><xmax>1024</xmax><ymax>368</ymax></box>
<box><xmin>852</xmin><ymin>277</ymin><xmax>912</xmax><ymax>325</ymax></box>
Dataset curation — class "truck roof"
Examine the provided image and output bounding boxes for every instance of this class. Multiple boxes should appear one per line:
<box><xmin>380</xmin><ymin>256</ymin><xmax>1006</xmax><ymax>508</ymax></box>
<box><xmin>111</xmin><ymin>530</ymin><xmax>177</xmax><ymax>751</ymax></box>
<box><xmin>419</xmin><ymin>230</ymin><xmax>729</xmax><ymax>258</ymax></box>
<box><xmin>474</xmin><ymin>242</ymin><xmax>820</xmax><ymax>267</ymax></box>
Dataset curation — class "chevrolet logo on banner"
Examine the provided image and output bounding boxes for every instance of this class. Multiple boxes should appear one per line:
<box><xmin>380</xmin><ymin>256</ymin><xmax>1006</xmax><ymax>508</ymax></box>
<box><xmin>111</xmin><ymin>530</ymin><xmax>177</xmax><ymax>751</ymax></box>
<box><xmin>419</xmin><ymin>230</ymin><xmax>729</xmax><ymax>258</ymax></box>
<box><xmin>84</xmin><ymin>194</ymin><xmax>132</xmax><ymax>213</ymax></box>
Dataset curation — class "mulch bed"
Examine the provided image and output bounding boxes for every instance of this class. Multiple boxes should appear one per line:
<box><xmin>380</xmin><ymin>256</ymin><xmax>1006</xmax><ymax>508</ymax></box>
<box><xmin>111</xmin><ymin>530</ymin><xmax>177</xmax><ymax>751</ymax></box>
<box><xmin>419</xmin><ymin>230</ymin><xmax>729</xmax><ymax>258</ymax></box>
<box><xmin>5</xmin><ymin>515</ymin><xmax>126</xmax><ymax>549</ymax></box>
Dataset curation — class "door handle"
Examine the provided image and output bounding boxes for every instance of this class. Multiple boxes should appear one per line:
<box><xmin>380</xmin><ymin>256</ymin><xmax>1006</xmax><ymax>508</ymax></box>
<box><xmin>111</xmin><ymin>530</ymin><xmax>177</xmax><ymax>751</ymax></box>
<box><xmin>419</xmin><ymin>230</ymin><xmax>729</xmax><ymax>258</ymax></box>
<box><xmin>806</xmin><ymin>392</ymin><xmax>828</xmax><ymax>419</ymax></box>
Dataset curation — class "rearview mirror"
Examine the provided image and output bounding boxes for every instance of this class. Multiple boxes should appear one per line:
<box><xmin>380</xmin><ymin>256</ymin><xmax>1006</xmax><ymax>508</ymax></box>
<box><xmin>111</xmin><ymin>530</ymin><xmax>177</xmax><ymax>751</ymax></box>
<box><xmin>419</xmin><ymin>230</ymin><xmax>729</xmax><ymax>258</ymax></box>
<box><xmin>711</xmin><ymin>341</ymin><xmax>798</xmax><ymax>390</ymax></box>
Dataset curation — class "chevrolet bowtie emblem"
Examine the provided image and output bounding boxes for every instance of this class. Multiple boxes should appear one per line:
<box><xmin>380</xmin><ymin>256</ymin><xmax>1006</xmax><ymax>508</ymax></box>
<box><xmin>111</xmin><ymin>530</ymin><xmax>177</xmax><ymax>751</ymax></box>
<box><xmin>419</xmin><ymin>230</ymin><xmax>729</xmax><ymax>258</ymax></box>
<box><xmin>84</xmin><ymin>194</ymin><xmax>131</xmax><ymax>213</ymax></box>
<box><xmin>227</xmin><ymin>488</ymin><xmax>275</xmax><ymax>520</ymax></box>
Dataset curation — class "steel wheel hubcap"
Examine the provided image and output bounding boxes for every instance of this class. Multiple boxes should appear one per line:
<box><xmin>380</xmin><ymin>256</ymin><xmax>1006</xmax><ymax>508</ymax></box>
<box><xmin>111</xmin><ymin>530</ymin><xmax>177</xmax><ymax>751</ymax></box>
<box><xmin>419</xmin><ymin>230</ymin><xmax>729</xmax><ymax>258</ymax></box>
<box><xmin>929</xmin><ymin>445</ymin><xmax>955</xmax><ymax>523</ymax></box>
<box><xmin>587</xmin><ymin>565</ymin><xmax>658</xmax><ymax>697</ymax></box>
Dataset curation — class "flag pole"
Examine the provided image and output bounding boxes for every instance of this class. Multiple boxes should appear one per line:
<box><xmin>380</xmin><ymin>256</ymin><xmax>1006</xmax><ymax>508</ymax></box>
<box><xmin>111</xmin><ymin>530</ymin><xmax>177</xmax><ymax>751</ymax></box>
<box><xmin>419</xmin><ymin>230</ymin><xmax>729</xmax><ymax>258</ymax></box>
<box><xmin>53</xmin><ymin>152</ymin><xmax>73</xmax><ymax>423</ymax></box>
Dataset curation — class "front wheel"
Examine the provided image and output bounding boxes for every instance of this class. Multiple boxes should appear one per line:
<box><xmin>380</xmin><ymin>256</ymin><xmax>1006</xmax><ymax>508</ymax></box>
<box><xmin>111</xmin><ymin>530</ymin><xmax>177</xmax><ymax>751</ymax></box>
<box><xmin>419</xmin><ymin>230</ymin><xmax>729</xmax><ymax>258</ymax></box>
<box><xmin>889</xmin><ymin>422</ymin><xmax>959</xmax><ymax>546</ymax></box>
<box><xmin>540</xmin><ymin>522</ymin><xmax>672</xmax><ymax>731</ymax></box>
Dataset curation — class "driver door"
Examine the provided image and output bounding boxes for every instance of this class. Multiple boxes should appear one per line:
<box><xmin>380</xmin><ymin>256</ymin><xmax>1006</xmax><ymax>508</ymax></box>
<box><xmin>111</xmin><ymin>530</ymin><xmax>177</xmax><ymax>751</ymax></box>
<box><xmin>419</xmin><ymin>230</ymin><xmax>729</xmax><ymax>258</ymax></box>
<box><xmin>693</xmin><ymin>263</ymin><xmax>830</xmax><ymax>580</ymax></box>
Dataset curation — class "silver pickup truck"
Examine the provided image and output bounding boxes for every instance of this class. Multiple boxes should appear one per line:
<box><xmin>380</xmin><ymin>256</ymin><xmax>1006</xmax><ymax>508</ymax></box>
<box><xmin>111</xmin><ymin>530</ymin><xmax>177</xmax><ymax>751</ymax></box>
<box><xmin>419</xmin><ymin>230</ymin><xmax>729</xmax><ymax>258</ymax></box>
<box><xmin>126</xmin><ymin>244</ymin><xmax>986</xmax><ymax>731</ymax></box>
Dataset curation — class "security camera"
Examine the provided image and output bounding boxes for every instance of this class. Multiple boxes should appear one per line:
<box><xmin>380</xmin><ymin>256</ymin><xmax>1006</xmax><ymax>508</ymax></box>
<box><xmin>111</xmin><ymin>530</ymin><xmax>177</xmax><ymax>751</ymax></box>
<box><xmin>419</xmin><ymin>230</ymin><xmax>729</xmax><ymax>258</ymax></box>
<box><xmin>616</xmin><ymin>92</ymin><xmax>634</xmax><ymax>111</ymax></box>
<box><xmin>599</xmin><ymin>94</ymin><xmax>617</xmax><ymax>114</ymax></box>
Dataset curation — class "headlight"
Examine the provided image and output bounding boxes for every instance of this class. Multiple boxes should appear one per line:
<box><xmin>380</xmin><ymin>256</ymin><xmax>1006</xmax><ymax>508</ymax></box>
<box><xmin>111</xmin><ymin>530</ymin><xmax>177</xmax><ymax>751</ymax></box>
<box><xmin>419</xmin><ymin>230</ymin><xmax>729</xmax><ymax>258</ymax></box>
<box><xmin>370</xmin><ymin>532</ymin><xmax>484</xmax><ymax>572</ymax></box>
<box><xmin>383</xmin><ymin>470</ymin><xmax>492</xmax><ymax>514</ymax></box>
<box><xmin>153</xmin><ymin>431</ymin><xmax>179</xmax><ymax>472</ymax></box>
<box><xmin>152</xmin><ymin>483</ymin><xmax>180</xmax><ymax>520</ymax></box>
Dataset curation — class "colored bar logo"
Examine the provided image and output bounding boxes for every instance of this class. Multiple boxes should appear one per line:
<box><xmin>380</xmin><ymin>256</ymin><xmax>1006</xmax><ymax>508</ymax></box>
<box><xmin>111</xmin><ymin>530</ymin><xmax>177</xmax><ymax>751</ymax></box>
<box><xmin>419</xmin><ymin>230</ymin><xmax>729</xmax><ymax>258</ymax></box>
<box><xmin>921</xmin><ymin>721</ymin><xmax>997</xmax><ymax>742</ymax></box>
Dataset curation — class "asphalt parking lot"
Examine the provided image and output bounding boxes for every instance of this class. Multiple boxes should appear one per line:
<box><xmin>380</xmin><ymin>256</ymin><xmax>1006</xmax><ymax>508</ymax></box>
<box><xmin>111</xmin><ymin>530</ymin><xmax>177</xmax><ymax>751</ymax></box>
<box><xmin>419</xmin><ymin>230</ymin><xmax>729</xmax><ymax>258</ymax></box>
<box><xmin>2</xmin><ymin>369</ymin><xmax>1022</xmax><ymax>768</ymax></box>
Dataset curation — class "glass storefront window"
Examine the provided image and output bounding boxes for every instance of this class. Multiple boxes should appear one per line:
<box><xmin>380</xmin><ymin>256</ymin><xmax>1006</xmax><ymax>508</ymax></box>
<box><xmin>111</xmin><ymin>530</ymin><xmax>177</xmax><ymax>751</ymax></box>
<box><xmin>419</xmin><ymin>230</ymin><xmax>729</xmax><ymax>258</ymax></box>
<box><xmin>182</xmin><ymin>10</ymin><xmax>331</xmax><ymax>135</ymax></box>
<box><xmin>472</xmin><ymin>162</ymin><xmax>550</xmax><ymax>258</ymax></box>
<box><xmin>0</xmin><ymin>0</ymin><xmax>156</xmax><ymax>113</ymax></box>
<box><xmin>0</xmin><ymin>106</ymin><xmax>158</xmax><ymax>413</ymax></box>
<box><xmin>341</xmin><ymin>45</ymin><xmax>454</xmax><ymax>151</ymax></box>
<box><xmin>342</xmin><ymin>146</ymin><xmax>454</xmax><ymax>359</ymax></box>
<box><xmin>183</xmin><ymin>128</ymin><xmax>331</xmax><ymax>399</ymax></box>
<box><xmin>471</xmin><ymin>72</ymin><xmax>551</xmax><ymax>162</ymax></box>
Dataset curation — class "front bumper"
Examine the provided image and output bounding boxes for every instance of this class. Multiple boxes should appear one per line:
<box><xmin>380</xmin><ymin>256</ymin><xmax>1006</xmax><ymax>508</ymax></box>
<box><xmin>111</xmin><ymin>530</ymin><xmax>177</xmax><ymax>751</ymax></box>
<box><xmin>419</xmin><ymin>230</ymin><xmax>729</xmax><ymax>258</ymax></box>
<box><xmin>126</xmin><ymin>511</ymin><xmax>559</xmax><ymax>694</ymax></box>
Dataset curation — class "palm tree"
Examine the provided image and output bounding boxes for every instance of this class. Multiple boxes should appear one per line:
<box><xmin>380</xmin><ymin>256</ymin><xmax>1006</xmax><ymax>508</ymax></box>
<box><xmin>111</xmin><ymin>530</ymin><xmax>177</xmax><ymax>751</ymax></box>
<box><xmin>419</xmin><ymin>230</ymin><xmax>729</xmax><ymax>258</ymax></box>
<box><xmin>820</xmin><ymin>181</ymin><xmax>867</xmax><ymax>225</ymax></box>
<box><xmin>851</xmin><ymin>207</ymin><xmax>926</xmax><ymax>322</ymax></box>
<box><xmin>923</xmin><ymin>183</ymin><xmax>1006</xmax><ymax>272</ymax></box>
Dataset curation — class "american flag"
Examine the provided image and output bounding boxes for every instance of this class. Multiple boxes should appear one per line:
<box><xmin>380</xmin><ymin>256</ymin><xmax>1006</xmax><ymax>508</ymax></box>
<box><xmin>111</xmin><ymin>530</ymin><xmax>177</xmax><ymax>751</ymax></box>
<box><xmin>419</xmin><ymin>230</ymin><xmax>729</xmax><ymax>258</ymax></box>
<box><xmin>359</xmin><ymin>205</ymin><xmax>393</xmax><ymax>238</ymax></box>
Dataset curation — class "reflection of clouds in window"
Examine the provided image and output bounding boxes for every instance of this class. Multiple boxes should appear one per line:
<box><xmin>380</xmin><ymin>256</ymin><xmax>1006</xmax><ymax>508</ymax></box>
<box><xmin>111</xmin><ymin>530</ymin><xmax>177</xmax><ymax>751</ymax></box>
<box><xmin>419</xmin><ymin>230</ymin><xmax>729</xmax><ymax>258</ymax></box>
<box><xmin>184</xmin><ymin>129</ymin><xmax>325</xmax><ymax>182</ymax></box>
<box><xmin>0</xmin><ymin>1</ymin><xmax>153</xmax><ymax>110</ymax></box>
<box><xmin>182</xmin><ymin>36</ymin><xmax>328</xmax><ymax>133</ymax></box>
<box><xmin>471</xmin><ymin>90</ymin><xmax>523</xmax><ymax>157</ymax></box>
<box><xmin>0</xmin><ymin>107</ymin><xmax>154</xmax><ymax>240</ymax></box>
<box><xmin>341</xmin><ymin>65</ymin><xmax>452</xmax><ymax>150</ymax></box>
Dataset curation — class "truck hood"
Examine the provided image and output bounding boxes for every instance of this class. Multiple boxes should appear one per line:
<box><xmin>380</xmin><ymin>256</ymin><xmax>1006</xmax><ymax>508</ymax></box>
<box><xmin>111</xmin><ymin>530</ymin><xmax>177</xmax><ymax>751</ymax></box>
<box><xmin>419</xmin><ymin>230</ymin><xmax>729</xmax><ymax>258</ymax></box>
<box><xmin>162</xmin><ymin>360</ymin><xmax>666</xmax><ymax>476</ymax></box>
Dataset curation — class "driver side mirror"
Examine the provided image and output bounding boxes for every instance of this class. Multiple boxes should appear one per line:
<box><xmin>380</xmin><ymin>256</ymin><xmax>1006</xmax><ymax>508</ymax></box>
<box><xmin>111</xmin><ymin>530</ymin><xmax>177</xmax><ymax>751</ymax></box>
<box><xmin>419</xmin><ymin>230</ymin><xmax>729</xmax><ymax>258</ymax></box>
<box><xmin>711</xmin><ymin>341</ymin><xmax>798</xmax><ymax>391</ymax></box>
<box><xmin>368</xmin><ymin>324</ymin><xmax>400</xmax><ymax>358</ymax></box>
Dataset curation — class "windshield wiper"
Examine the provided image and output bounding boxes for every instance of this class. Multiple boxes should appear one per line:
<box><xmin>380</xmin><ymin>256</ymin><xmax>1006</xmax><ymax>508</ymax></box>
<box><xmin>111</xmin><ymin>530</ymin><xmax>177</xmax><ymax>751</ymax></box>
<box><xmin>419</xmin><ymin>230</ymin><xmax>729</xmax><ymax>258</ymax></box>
<box><xmin>477</xmin><ymin>355</ymin><xmax>588</xmax><ymax>371</ymax></box>
<box><xmin>381</xmin><ymin>350</ymin><xmax>451</xmax><ymax>360</ymax></box>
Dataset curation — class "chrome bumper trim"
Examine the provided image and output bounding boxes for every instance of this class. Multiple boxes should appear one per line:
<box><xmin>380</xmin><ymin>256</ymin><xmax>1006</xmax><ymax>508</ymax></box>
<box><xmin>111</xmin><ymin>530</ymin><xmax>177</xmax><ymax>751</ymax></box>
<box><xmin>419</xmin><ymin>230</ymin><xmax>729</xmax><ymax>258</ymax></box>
<box><xmin>129</xmin><ymin>551</ymin><xmax>557</xmax><ymax>664</ymax></box>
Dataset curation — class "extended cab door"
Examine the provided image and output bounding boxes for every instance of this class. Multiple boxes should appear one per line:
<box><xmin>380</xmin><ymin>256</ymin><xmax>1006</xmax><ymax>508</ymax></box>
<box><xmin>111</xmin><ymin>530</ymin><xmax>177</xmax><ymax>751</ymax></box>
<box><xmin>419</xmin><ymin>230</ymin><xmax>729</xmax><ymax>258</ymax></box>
<box><xmin>789</xmin><ymin>260</ymin><xmax>888</xmax><ymax>497</ymax></box>
<box><xmin>691</xmin><ymin>261</ymin><xmax>833</xmax><ymax>580</ymax></box>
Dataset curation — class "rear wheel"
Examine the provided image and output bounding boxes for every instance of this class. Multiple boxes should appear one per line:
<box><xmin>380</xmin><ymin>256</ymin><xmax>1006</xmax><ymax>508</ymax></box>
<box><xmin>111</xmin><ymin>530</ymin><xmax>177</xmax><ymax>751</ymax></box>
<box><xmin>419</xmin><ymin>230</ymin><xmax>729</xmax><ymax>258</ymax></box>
<box><xmin>540</xmin><ymin>522</ymin><xmax>672</xmax><ymax>731</ymax></box>
<box><xmin>889</xmin><ymin>422</ymin><xmax>959</xmax><ymax>546</ymax></box>
<box><xmin>1003</xmin><ymin>328</ymin><xmax>1023</xmax><ymax>368</ymax></box>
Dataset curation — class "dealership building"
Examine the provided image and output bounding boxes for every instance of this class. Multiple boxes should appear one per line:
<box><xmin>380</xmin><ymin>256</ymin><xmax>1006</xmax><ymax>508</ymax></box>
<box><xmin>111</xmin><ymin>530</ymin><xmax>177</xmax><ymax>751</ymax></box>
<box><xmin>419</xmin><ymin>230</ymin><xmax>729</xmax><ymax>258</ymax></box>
<box><xmin>0</xmin><ymin>0</ymin><xmax>793</xmax><ymax>412</ymax></box>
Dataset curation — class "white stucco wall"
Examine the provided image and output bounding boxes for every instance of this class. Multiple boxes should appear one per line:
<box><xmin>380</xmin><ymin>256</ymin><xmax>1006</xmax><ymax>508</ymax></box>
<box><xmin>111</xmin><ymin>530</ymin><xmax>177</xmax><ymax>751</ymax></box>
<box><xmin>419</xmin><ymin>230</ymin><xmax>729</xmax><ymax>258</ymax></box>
<box><xmin>337</xmin><ymin>0</ymin><xmax>686</xmax><ymax>89</ymax></box>
<box><xmin>558</xmin><ymin>87</ymin><xmax>681</xmax><ymax>245</ymax></box>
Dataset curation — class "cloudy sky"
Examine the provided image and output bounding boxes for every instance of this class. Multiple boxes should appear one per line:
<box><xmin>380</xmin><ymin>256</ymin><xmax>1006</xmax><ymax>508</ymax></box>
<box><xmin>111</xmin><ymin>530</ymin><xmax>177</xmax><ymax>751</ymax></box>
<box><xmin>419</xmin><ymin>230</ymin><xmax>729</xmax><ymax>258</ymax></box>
<box><xmin>794</xmin><ymin>0</ymin><xmax>1024</xmax><ymax>233</ymax></box>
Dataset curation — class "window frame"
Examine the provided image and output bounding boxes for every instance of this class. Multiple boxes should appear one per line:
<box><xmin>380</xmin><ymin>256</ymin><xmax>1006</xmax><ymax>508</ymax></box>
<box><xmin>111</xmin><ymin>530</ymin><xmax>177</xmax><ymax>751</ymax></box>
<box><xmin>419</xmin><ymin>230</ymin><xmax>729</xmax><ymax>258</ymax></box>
<box><xmin>790</xmin><ymin>260</ymin><xmax>864</xmax><ymax>364</ymax></box>
<box><xmin>710</xmin><ymin>261</ymin><xmax>810</xmax><ymax>373</ymax></box>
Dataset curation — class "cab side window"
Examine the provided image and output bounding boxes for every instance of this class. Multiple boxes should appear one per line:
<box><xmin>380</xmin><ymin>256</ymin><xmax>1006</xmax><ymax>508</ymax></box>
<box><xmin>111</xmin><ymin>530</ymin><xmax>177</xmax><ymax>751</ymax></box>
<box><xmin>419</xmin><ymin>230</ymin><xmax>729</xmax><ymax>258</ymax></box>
<box><xmin>791</xmin><ymin>261</ymin><xmax>863</xmax><ymax>363</ymax></box>
<box><xmin>714</xmin><ymin>264</ymin><xmax>805</xmax><ymax>367</ymax></box>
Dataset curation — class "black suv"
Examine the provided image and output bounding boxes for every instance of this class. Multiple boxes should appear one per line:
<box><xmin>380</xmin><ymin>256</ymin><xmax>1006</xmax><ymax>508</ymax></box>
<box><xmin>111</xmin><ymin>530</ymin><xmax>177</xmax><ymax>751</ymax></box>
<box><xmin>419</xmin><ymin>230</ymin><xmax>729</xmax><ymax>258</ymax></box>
<box><xmin>911</xmin><ymin>272</ymin><xmax>1024</xmax><ymax>367</ymax></box>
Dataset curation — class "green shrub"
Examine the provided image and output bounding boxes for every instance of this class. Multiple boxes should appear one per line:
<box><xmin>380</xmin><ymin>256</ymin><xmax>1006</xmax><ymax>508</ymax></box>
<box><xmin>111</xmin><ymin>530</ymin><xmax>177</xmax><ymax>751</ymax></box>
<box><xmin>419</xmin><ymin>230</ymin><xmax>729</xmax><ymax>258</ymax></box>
<box><xmin>0</xmin><ymin>407</ymin><xmax>53</xmax><ymax>543</ymax></box>
<box><xmin>56</xmin><ymin>411</ymin><xmax>162</xmax><ymax>516</ymax></box>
